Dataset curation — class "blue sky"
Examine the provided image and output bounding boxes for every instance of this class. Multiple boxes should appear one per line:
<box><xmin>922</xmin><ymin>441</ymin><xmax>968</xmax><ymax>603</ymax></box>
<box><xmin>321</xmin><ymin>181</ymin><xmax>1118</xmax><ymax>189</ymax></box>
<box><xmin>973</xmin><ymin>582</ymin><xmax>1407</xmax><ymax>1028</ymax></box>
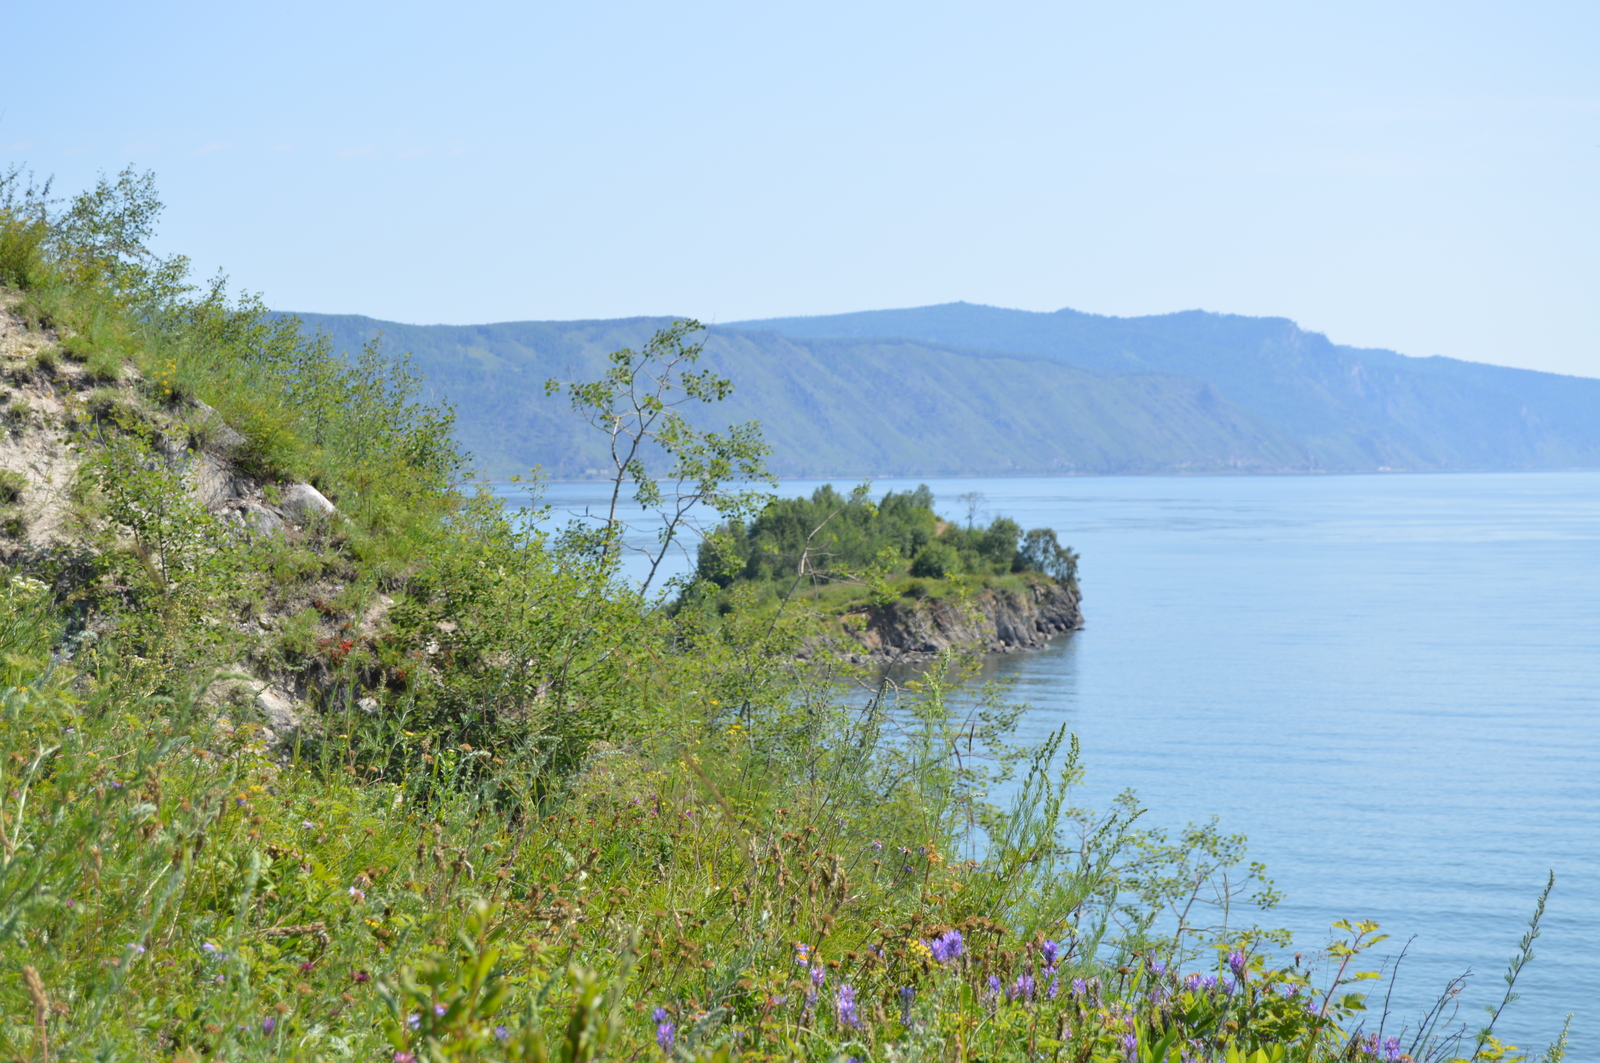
<box><xmin>4</xmin><ymin>1</ymin><xmax>1597</xmax><ymax>376</ymax></box>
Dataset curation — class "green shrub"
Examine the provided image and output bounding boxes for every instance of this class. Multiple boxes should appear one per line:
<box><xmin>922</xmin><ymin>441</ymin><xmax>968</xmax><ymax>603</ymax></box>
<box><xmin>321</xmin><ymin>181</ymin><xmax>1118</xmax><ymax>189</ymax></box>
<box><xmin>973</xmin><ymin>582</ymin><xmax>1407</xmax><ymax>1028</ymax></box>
<box><xmin>910</xmin><ymin>539</ymin><xmax>958</xmax><ymax>579</ymax></box>
<box><xmin>0</xmin><ymin>469</ymin><xmax>22</xmax><ymax>504</ymax></box>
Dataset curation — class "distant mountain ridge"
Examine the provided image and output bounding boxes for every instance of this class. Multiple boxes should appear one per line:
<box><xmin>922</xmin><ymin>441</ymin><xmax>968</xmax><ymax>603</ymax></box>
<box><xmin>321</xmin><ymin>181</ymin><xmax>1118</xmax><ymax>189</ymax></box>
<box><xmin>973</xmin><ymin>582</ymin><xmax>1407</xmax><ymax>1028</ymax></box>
<box><xmin>729</xmin><ymin>303</ymin><xmax>1600</xmax><ymax>473</ymax></box>
<box><xmin>283</xmin><ymin>303</ymin><xmax>1600</xmax><ymax>479</ymax></box>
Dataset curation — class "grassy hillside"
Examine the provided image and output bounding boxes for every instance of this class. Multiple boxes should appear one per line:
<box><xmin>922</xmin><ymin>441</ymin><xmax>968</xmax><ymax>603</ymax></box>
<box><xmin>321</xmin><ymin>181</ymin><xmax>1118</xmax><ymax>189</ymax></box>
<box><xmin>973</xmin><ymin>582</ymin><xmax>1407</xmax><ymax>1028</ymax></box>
<box><xmin>0</xmin><ymin>168</ymin><xmax>1563</xmax><ymax>1061</ymax></box>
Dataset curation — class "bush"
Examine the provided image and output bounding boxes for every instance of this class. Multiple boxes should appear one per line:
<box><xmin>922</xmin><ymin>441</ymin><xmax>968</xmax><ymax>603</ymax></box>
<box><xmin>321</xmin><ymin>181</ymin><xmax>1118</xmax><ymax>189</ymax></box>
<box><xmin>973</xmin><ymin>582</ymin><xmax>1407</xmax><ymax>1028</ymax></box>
<box><xmin>910</xmin><ymin>540</ymin><xmax>958</xmax><ymax>579</ymax></box>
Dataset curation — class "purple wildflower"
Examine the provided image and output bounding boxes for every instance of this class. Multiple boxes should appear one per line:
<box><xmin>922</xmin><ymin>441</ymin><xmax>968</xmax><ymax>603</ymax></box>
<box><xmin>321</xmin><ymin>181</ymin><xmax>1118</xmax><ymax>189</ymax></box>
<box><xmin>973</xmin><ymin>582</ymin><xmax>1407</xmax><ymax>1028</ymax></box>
<box><xmin>653</xmin><ymin>1008</ymin><xmax>675</xmax><ymax>1053</ymax></box>
<box><xmin>835</xmin><ymin>984</ymin><xmax>862</xmax><ymax>1029</ymax></box>
<box><xmin>1045</xmin><ymin>970</ymin><xmax>1060</xmax><ymax>999</ymax></box>
<box><xmin>1150</xmin><ymin>960</ymin><xmax>1166</xmax><ymax>977</ymax></box>
<box><xmin>262</xmin><ymin>1016</ymin><xmax>276</xmax><ymax>1035</ymax></box>
<box><xmin>1228</xmin><ymin>951</ymin><xmax>1248</xmax><ymax>979</ymax></box>
<box><xmin>870</xmin><ymin>840</ymin><xmax>883</xmax><ymax>851</ymax></box>
<box><xmin>407</xmin><ymin>1014</ymin><xmax>421</xmax><ymax>1031</ymax></box>
<box><xmin>1071</xmin><ymin>977</ymin><xmax>1088</xmax><ymax>997</ymax></box>
<box><xmin>1121</xmin><ymin>1032</ymin><xmax>1139</xmax><ymax>1060</ymax></box>
<box><xmin>811</xmin><ymin>965</ymin><xmax>826</xmax><ymax>988</ymax></box>
<box><xmin>898</xmin><ymin>985</ymin><xmax>916</xmax><ymax>1023</ymax></box>
<box><xmin>434</xmin><ymin>1004</ymin><xmax>447</xmax><ymax>1018</ymax></box>
<box><xmin>924</xmin><ymin>929</ymin><xmax>964</xmax><ymax>963</ymax></box>
<box><xmin>1184</xmin><ymin>973</ymin><xmax>1203</xmax><ymax>992</ymax></box>
<box><xmin>1040</xmin><ymin>939</ymin><xmax>1059</xmax><ymax>967</ymax></box>
<box><xmin>1219</xmin><ymin>977</ymin><xmax>1235</xmax><ymax>997</ymax></box>
<box><xmin>495</xmin><ymin>1026</ymin><xmax>508</xmax><ymax>1041</ymax></box>
<box><xmin>1007</xmin><ymin>973</ymin><xmax>1035</xmax><ymax>1003</ymax></box>
<box><xmin>394</xmin><ymin>1054</ymin><xmax>417</xmax><ymax>1063</ymax></box>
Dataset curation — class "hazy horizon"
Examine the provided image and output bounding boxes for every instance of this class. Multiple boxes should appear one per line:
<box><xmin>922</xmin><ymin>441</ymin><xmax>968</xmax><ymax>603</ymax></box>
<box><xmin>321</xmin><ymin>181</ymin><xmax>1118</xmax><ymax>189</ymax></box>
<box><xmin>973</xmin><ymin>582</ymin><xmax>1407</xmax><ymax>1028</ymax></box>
<box><xmin>6</xmin><ymin>1</ymin><xmax>1596</xmax><ymax>378</ymax></box>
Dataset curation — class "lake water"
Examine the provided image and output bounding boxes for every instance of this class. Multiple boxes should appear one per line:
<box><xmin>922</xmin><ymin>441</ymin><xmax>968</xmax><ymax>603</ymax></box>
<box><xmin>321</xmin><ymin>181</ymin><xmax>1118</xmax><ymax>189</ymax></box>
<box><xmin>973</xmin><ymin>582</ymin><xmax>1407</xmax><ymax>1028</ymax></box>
<box><xmin>511</xmin><ymin>471</ymin><xmax>1599</xmax><ymax>1056</ymax></box>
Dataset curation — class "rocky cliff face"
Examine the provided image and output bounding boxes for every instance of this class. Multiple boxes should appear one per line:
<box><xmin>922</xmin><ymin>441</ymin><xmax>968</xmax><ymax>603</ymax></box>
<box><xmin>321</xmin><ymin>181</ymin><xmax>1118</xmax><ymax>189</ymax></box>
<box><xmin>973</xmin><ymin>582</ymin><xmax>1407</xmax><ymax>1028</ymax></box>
<box><xmin>823</xmin><ymin>578</ymin><xmax>1083</xmax><ymax>664</ymax></box>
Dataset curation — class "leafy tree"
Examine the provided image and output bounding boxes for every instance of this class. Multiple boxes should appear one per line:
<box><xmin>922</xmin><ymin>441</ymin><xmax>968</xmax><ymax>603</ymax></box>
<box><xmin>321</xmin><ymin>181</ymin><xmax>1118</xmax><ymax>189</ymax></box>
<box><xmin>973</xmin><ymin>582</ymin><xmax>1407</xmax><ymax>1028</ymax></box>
<box><xmin>1018</xmin><ymin>526</ymin><xmax>1079</xmax><ymax>583</ymax></box>
<box><xmin>544</xmin><ymin>320</ymin><xmax>773</xmax><ymax>595</ymax></box>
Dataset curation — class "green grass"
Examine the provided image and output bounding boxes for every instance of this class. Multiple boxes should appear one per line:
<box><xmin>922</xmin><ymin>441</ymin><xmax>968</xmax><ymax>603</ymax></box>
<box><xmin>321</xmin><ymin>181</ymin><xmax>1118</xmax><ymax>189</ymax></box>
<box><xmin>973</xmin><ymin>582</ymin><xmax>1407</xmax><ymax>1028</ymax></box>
<box><xmin>0</xmin><ymin>168</ymin><xmax>1562</xmax><ymax>1063</ymax></box>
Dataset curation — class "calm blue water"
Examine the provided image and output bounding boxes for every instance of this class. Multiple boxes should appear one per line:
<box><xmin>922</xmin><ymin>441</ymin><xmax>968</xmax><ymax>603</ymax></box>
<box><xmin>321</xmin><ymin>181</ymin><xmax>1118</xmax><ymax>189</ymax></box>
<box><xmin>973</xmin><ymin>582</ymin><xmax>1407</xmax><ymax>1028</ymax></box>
<box><xmin>511</xmin><ymin>471</ymin><xmax>1599</xmax><ymax>1056</ymax></box>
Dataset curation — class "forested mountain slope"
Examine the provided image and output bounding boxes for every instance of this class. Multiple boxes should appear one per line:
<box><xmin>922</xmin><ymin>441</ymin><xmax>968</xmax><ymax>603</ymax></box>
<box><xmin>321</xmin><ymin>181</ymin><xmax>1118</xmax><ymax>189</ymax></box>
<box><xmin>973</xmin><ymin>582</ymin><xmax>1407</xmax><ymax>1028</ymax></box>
<box><xmin>289</xmin><ymin>313</ymin><xmax>1310</xmax><ymax>478</ymax></box>
<box><xmin>288</xmin><ymin>303</ymin><xmax>1600</xmax><ymax>479</ymax></box>
<box><xmin>732</xmin><ymin>303</ymin><xmax>1600</xmax><ymax>472</ymax></box>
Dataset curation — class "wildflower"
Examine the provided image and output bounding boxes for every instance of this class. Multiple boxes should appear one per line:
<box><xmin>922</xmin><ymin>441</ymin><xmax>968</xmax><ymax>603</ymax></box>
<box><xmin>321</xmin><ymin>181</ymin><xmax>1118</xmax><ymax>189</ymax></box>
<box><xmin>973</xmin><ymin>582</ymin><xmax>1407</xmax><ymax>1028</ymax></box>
<box><xmin>653</xmin><ymin>1007</ymin><xmax>675</xmax><ymax>1052</ymax></box>
<box><xmin>262</xmin><ymin>1016</ymin><xmax>276</xmax><ymax>1034</ymax></box>
<box><xmin>349</xmin><ymin>886</ymin><xmax>366</xmax><ymax>902</ymax></box>
<box><xmin>299</xmin><ymin>961</ymin><xmax>314</xmax><ymax>972</ymax></box>
<box><xmin>354</xmin><ymin>970</ymin><xmax>372</xmax><ymax>983</ymax></box>
<box><xmin>793</xmin><ymin>942</ymin><xmax>812</xmax><ymax>966</ymax></box>
<box><xmin>1071</xmin><ymin>977</ymin><xmax>1088</xmax><ymax>997</ymax></box>
<box><xmin>1007</xmin><ymin>973</ymin><xmax>1035</xmax><ymax>1003</ymax></box>
<box><xmin>301</xmin><ymin>820</ymin><xmax>315</xmax><ymax>829</ymax></box>
<box><xmin>870</xmin><ymin>840</ymin><xmax>883</xmax><ymax>851</ymax></box>
<box><xmin>923</xmin><ymin>929</ymin><xmax>964</xmax><ymax>963</ymax></box>
<box><xmin>434</xmin><ymin>1004</ymin><xmax>446</xmax><ymax>1017</ymax></box>
<box><xmin>811</xmin><ymin>965</ymin><xmax>826</xmax><ymax>988</ymax></box>
<box><xmin>835</xmin><ymin>983</ymin><xmax>862</xmax><ymax>1029</ymax></box>
<box><xmin>898</xmin><ymin>985</ymin><xmax>916</xmax><ymax>1024</ymax></box>
<box><xmin>495</xmin><ymin>1026</ymin><xmax>509</xmax><ymax>1042</ymax></box>
<box><xmin>407</xmin><ymin>1014</ymin><xmax>421</xmax><ymax>1031</ymax></box>
<box><xmin>1149</xmin><ymin>960</ymin><xmax>1166</xmax><ymax>977</ymax></box>
<box><xmin>126</xmin><ymin>943</ymin><xmax>145</xmax><ymax>953</ymax></box>
<box><xmin>394</xmin><ymin>1054</ymin><xmax>417</xmax><ymax>1063</ymax></box>
<box><xmin>1040</xmin><ymin>939</ymin><xmax>1059</xmax><ymax>968</ymax></box>
<box><xmin>1219</xmin><ymin>977</ymin><xmax>1235</xmax><ymax>996</ymax></box>
<box><xmin>1121</xmin><ymin>1032</ymin><xmax>1138</xmax><ymax>1061</ymax></box>
<box><xmin>1227</xmin><ymin>951</ymin><xmax>1248</xmax><ymax>979</ymax></box>
<box><xmin>1045</xmin><ymin>970</ymin><xmax>1060</xmax><ymax>999</ymax></box>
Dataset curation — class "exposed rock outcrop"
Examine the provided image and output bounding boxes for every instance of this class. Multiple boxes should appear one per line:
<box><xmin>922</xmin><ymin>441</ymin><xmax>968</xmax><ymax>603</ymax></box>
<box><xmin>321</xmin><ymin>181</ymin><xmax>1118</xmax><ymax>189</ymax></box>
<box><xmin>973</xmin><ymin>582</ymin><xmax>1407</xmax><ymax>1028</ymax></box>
<box><xmin>822</xmin><ymin>577</ymin><xmax>1083</xmax><ymax>664</ymax></box>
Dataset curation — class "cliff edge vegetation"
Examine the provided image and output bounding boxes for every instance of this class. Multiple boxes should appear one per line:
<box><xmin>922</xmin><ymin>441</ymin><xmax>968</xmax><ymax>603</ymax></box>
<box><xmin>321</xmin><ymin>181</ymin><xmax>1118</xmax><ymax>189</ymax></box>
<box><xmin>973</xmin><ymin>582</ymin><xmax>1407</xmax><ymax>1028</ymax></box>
<box><xmin>0</xmin><ymin>167</ymin><xmax>1563</xmax><ymax>1062</ymax></box>
<box><xmin>683</xmin><ymin>483</ymin><xmax>1083</xmax><ymax>662</ymax></box>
